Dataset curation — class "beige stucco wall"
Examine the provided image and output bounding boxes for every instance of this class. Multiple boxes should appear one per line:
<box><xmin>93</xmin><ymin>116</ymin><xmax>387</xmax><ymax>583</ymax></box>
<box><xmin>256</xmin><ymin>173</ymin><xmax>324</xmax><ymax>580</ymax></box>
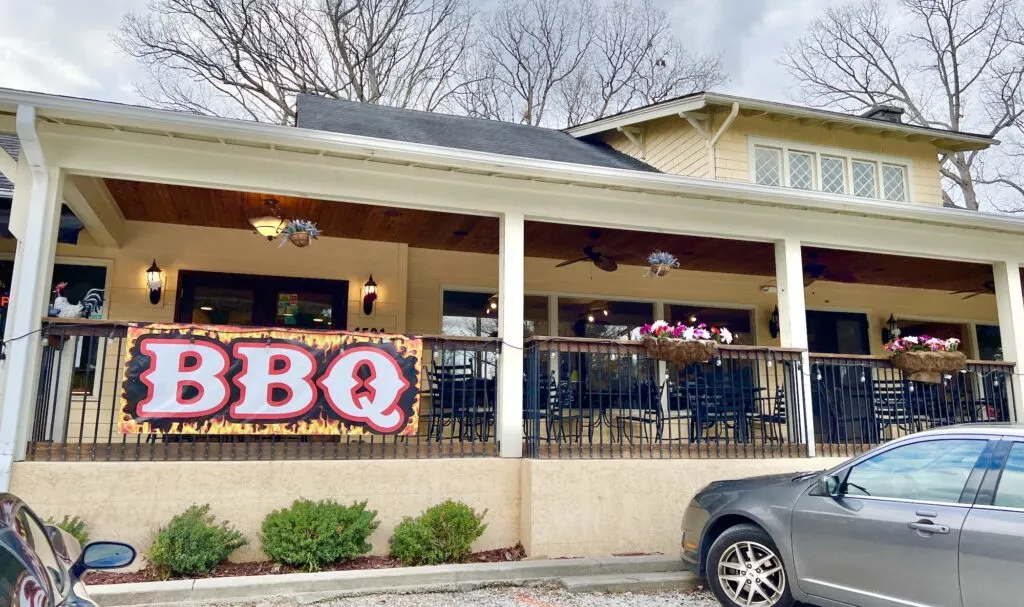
<box><xmin>10</xmin><ymin>458</ymin><xmax>521</xmax><ymax>564</ymax></box>
<box><xmin>601</xmin><ymin>113</ymin><xmax>945</xmax><ymax>206</ymax></box>
<box><xmin>520</xmin><ymin>457</ymin><xmax>847</xmax><ymax>559</ymax></box>
<box><xmin>11</xmin><ymin>456</ymin><xmax>853</xmax><ymax>565</ymax></box>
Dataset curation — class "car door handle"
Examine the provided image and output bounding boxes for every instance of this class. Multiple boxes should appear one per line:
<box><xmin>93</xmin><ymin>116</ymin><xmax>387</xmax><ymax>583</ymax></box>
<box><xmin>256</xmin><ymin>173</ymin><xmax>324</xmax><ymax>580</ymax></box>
<box><xmin>908</xmin><ymin>521</ymin><xmax>950</xmax><ymax>535</ymax></box>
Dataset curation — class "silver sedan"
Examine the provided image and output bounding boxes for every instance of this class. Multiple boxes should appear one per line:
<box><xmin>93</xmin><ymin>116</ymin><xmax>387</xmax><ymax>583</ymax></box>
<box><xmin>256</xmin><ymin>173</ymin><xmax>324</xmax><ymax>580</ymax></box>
<box><xmin>681</xmin><ymin>424</ymin><xmax>1024</xmax><ymax>607</ymax></box>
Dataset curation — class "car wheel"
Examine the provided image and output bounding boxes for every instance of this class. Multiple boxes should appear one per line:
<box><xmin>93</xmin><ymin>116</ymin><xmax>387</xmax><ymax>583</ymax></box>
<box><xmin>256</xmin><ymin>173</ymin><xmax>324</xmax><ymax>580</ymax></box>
<box><xmin>706</xmin><ymin>523</ymin><xmax>793</xmax><ymax>607</ymax></box>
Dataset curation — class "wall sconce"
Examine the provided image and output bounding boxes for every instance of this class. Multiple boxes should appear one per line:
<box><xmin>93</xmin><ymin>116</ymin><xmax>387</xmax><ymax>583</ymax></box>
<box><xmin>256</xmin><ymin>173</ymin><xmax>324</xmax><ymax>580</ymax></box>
<box><xmin>883</xmin><ymin>314</ymin><xmax>901</xmax><ymax>343</ymax></box>
<box><xmin>146</xmin><ymin>259</ymin><xmax>163</xmax><ymax>305</ymax></box>
<box><xmin>769</xmin><ymin>305</ymin><xmax>780</xmax><ymax>339</ymax></box>
<box><xmin>485</xmin><ymin>294</ymin><xmax>498</xmax><ymax>315</ymax></box>
<box><xmin>362</xmin><ymin>275</ymin><xmax>378</xmax><ymax>315</ymax></box>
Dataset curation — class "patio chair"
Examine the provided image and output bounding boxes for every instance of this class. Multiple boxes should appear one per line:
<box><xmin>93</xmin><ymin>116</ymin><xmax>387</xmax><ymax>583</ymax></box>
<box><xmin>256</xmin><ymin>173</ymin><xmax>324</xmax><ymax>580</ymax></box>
<box><xmin>428</xmin><ymin>364</ymin><xmax>494</xmax><ymax>441</ymax></box>
<box><xmin>753</xmin><ymin>388</ymin><xmax>788</xmax><ymax>443</ymax></box>
<box><xmin>614</xmin><ymin>380</ymin><xmax>665</xmax><ymax>444</ymax></box>
<box><xmin>872</xmin><ymin>379</ymin><xmax>929</xmax><ymax>439</ymax></box>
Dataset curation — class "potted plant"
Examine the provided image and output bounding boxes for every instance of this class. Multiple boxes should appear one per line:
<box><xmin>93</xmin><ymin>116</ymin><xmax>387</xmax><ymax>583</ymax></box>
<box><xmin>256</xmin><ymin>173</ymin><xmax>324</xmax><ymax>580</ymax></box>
<box><xmin>645</xmin><ymin>251</ymin><xmax>680</xmax><ymax>278</ymax></box>
<box><xmin>885</xmin><ymin>335</ymin><xmax>966</xmax><ymax>383</ymax></box>
<box><xmin>639</xmin><ymin>320</ymin><xmax>733</xmax><ymax>365</ymax></box>
<box><xmin>279</xmin><ymin>219</ymin><xmax>322</xmax><ymax>248</ymax></box>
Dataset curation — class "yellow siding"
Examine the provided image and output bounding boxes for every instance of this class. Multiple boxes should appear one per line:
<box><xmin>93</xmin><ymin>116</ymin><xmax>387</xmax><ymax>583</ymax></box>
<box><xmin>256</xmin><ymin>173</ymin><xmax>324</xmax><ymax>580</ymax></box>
<box><xmin>601</xmin><ymin>112</ymin><xmax>945</xmax><ymax>206</ymax></box>
<box><xmin>32</xmin><ymin>221</ymin><xmax>409</xmax><ymax>331</ymax></box>
<box><xmin>601</xmin><ymin>116</ymin><xmax>708</xmax><ymax>176</ymax></box>
<box><xmin>714</xmin><ymin>114</ymin><xmax>943</xmax><ymax>205</ymax></box>
<box><xmin>406</xmin><ymin>248</ymin><xmax>998</xmax><ymax>355</ymax></box>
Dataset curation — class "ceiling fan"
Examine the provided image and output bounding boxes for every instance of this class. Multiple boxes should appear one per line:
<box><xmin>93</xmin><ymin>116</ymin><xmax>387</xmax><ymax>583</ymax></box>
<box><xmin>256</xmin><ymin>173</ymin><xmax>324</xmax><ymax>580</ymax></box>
<box><xmin>555</xmin><ymin>232</ymin><xmax>628</xmax><ymax>272</ymax></box>
<box><xmin>950</xmin><ymin>280</ymin><xmax>995</xmax><ymax>300</ymax></box>
<box><xmin>802</xmin><ymin>252</ymin><xmax>856</xmax><ymax>287</ymax></box>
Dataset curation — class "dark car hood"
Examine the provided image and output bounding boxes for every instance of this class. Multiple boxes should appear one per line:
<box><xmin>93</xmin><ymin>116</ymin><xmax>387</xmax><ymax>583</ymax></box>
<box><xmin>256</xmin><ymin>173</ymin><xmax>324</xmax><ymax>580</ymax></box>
<box><xmin>696</xmin><ymin>470</ymin><xmax>825</xmax><ymax>507</ymax></box>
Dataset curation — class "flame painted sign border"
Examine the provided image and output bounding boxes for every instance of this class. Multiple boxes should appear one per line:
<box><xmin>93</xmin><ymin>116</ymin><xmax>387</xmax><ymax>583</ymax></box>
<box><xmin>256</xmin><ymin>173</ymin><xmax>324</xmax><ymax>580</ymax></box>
<box><xmin>119</xmin><ymin>323</ymin><xmax>421</xmax><ymax>436</ymax></box>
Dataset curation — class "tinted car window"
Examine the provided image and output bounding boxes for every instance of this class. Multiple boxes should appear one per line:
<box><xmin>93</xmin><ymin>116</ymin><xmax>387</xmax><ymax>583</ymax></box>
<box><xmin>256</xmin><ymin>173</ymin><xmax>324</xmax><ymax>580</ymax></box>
<box><xmin>14</xmin><ymin>509</ymin><xmax>64</xmax><ymax>596</ymax></box>
<box><xmin>994</xmin><ymin>443</ymin><xmax>1024</xmax><ymax>508</ymax></box>
<box><xmin>844</xmin><ymin>439</ymin><xmax>986</xmax><ymax>503</ymax></box>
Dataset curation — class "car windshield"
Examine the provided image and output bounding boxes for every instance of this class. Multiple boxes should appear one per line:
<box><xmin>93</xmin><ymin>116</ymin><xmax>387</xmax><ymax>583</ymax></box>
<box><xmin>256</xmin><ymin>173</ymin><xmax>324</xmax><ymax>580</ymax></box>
<box><xmin>14</xmin><ymin>507</ymin><xmax>65</xmax><ymax>596</ymax></box>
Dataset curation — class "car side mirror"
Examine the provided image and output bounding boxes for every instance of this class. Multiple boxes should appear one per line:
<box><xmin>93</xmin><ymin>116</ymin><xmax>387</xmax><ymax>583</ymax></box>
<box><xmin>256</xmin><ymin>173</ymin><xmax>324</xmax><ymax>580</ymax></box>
<box><xmin>816</xmin><ymin>474</ymin><xmax>843</xmax><ymax>498</ymax></box>
<box><xmin>70</xmin><ymin>542</ymin><xmax>136</xmax><ymax>578</ymax></box>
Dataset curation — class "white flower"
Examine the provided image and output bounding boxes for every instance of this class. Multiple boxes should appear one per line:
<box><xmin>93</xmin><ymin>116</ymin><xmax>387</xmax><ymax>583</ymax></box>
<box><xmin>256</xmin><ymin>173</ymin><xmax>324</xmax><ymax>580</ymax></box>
<box><xmin>719</xmin><ymin>328</ymin><xmax>734</xmax><ymax>344</ymax></box>
<box><xmin>682</xmin><ymin>326</ymin><xmax>695</xmax><ymax>340</ymax></box>
<box><xmin>651</xmin><ymin>320</ymin><xmax>670</xmax><ymax>333</ymax></box>
<box><xmin>904</xmin><ymin>336</ymin><xmax>919</xmax><ymax>344</ymax></box>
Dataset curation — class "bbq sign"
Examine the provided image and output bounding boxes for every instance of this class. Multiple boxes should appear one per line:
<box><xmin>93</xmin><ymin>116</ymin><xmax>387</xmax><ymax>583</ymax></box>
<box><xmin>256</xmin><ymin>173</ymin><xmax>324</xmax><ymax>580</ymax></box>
<box><xmin>119</xmin><ymin>324</ymin><xmax>421</xmax><ymax>436</ymax></box>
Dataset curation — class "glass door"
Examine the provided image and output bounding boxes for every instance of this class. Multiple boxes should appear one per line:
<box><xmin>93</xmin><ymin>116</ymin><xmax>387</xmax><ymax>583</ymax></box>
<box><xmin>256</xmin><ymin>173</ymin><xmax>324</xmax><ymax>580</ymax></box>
<box><xmin>176</xmin><ymin>270</ymin><xmax>348</xmax><ymax>330</ymax></box>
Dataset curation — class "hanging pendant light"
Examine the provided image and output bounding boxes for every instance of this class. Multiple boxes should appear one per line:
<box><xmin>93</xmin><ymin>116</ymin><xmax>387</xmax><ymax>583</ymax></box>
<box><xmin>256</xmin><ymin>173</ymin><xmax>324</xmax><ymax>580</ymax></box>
<box><xmin>249</xmin><ymin>199</ymin><xmax>288</xmax><ymax>240</ymax></box>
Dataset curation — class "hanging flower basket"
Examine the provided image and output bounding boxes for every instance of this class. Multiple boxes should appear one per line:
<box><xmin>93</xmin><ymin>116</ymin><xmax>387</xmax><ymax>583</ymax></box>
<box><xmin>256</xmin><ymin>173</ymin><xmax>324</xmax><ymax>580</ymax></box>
<box><xmin>278</xmin><ymin>219</ymin><xmax>322</xmax><ymax>248</ymax></box>
<box><xmin>645</xmin><ymin>251</ymin><xmax>680</xmax><ymax>278</ymax></box>
<box><xmin>643</xmin><ymin>336</ymin><xmax>718</xmax><ymax>364</ymax></box>
<box><xmin>638</xmin><ymin>320</ymin><xmax>732</xmax><ymax>365</ymax></box>
<box><xmin>886</xmin><ymin>336</ymin><xmax>966</xmax><ymax>384</ymax></box>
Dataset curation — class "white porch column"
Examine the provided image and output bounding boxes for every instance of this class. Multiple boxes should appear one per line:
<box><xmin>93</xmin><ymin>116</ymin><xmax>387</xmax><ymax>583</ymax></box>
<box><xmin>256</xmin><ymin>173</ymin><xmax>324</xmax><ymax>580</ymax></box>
<box><xmin>497</xmin><ymin>211</ymin><xmax>525</xmax><ymax>457</ymax></box>
<box><xmin>0</xmin><ymin>145</ymin><xmax>63</xmax><ymax>489</ymax></box>
<box><xmin>774</xmin><ymin>239</ymin><xmax>815</xmax><ymax>456</ymax></box>
<box><xmin>992</xmin><ymin>261</ymin><xmax>1024</xmax><ymax>421</ymax></box>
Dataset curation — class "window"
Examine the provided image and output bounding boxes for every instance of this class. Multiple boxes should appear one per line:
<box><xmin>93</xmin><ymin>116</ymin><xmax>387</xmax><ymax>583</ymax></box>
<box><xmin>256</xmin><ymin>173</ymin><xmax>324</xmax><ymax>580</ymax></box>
<box><xmin>667</xmin><ymin>305</ymin><xmax>754</xmax><ymax>345</ymax></box>
<box><xmin>557</xmin><ymin>299</ymin><xmax>653</xmax><ymax>339</ymax></box>
<box><xmin>440</xmin><ymin>291</ymin><xmax>547</xmax><ymax>337</ymax></box>
<box><xmin>995</xmin><ymin>443</ymin><xmax>1024</xmax><ymax>509</ymax></box>
<box><xmin>976</xmin><ymin>325</ymin><xmax>1002</xmax><ymax>361</ymax></box>
<box><xmin>788</xmin><ymin>151</ymin><xmax>814</xmax><ymax>190</ymax></box>
<box><xmin>882</xmin><ymin>164</ymin><xmax>908</xmax><ymax>202</ymax></box>
<box><xmin>751</xmin><ymin>141</ymin><xmax>910</xmax><ymax>201</ymax></box>
<box><xmin>844</xmin><ymin>439</ymin><xmax>986</xmax><ymax>503</ymax></box>
<box><xmin>754</xmin><ymin>146</ymin><xmax>782</xmax><ymax>186</ymax></box>
<box><xmin>806</xmin><ymin>311</ymin><xmax>869</xmax><ymax>355</ymax></box>
<box><xmin>15</xmin><ymin>507</ymin><xmax>65</xmax><ymax>594</ymax></box>
<box><xmin>851</xmin><ymin>160</ymin><xmax>877</xmax><ymax>198</ymax></box>
<box><xmin>50</xmin><ymin>263</ymin><xmax>108</xmax><ymax>396</ymax></box>
<box><xmin>820</xmin><ymin>156</ymin><xmax>847</xmax><ymax>194</ymax></box>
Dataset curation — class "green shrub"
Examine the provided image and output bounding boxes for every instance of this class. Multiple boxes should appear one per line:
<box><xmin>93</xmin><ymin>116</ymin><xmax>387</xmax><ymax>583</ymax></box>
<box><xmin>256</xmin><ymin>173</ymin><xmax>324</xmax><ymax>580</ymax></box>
<box><xmin>261</xmin><ymin>499</ymin><xmax>378</xmax><ymax>572</ymax></box>
<box><xmin>148</xmin><ymin>505</ymin><xmax>246</xmax><ymax>577</ymax></box>
<box><xmin>46</xmin><ymin>515</ymin><xmax>89</xmax><ymax>547</ymax></box>
<box><xmin>389</xmin><ymin>500</ymin><xmax>487</xmax><ymax>566</ymax></box>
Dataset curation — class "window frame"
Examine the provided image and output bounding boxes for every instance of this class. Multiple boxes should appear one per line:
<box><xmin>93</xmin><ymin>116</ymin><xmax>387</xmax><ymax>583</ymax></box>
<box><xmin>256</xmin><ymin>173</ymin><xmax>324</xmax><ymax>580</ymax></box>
<box><xmin>439</xmin><ymin>287</ymin><xmax>758</xmax><ymax>345</ymax></box>
<box><xmin>747</xmin><ymin>137</ymin><xmax>914</xmax><ymax>203</ymax></box>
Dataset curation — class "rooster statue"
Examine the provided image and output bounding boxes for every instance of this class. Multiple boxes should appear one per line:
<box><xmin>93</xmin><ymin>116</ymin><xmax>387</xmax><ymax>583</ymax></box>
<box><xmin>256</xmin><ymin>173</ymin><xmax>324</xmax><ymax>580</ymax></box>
<box><xmin>48</xmin><ymin>282</ymin><xmax>105</xmax><ymax>319</ymax></box>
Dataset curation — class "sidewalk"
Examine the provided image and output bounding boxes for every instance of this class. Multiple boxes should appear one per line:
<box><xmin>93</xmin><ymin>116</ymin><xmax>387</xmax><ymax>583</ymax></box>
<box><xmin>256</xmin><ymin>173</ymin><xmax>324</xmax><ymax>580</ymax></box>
<box><xmin>89</xmin><ymin>555</ymin><xmax>697</xmax><ymax>606</ymax></box>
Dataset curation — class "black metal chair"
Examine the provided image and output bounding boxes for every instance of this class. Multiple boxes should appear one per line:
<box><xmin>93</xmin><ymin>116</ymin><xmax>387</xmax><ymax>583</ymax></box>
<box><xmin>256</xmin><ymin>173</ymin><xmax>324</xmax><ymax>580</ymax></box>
<box><xmin>614</xmin><ymin>380</ymin><xmax>666</xmax><ymax>444</ymax></box>
<box><xmin>754</xmin><ymin>388</ymin><xmax>788</xmax><ymax>443</ymax></box>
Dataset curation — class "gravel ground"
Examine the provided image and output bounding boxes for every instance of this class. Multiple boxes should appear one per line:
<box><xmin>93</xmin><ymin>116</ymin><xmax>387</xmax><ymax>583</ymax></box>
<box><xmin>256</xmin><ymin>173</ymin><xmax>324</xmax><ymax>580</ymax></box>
<box><xmin>284</xmin><ymin>586</ymin><xmax>721</xmax><ymax>607</ymax></box>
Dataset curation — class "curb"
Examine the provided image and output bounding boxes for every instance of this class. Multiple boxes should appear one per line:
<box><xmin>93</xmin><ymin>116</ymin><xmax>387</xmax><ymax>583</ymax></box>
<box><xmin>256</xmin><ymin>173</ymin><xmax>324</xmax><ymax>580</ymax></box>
<box><xmin>90</xmin><ymin>555</ymin><xmax>686</xmax><ymax>605</ymax></box>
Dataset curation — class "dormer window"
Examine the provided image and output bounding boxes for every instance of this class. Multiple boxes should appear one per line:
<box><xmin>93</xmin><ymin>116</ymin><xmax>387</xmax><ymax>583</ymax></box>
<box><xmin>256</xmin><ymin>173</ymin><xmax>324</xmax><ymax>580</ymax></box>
<box><xmin>751</xmin><ymin>138</ymin><xmax>909</xmax><ymax>202</ymax></box>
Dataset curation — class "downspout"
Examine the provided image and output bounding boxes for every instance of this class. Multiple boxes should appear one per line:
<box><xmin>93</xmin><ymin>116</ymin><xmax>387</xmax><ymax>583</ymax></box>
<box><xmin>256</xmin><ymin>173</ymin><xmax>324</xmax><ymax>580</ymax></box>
<box><xmin>707</xmin><ymin>102</ymin><xmax>740</xmax><ymax>180</ymax></box>
<box><xmin>0</xmin><ymin>105</ymin><xmax>47</xmax><ymax>490</ymax></box>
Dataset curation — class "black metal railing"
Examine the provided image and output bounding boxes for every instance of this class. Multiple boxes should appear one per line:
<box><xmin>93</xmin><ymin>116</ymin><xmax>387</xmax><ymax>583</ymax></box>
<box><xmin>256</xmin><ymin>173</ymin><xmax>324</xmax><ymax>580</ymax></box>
<box><xmin>28</xmin><ymin>322</ymin><xmax>500</xmax><ymax>461</ymax></box>
<box><xmin>811</xmin><ymin>355</ymin><xmax>1017</xmax><ymax>457</ymax></box>
<box><xmin>523</xmin><ymin>338</ymin><xmax>808</xmax><ymax>458</ymax></box>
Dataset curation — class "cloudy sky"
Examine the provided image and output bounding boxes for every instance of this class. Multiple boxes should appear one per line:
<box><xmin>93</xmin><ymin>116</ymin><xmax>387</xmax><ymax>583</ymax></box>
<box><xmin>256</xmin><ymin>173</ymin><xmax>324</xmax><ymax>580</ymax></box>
<box><xmin>0</xmin><ymin>0</ymin><xmax>875</xmax><ymax>107</ymax></box>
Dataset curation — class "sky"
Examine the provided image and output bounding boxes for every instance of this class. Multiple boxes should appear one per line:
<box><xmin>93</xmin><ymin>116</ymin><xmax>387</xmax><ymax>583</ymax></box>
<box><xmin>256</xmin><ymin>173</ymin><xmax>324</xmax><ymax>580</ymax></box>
<box><xmin>0</xmin><ymin>0</ymin><xmax>873</xmax><ymax>107</ymax></box>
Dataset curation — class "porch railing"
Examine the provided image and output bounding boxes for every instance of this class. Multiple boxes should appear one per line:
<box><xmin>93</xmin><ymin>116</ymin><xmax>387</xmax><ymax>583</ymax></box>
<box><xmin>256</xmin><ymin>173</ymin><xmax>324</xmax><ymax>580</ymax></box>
<box><xmin>523</xmin><ymin>337</ymin><xmax>809</xmax><ymax>459</ymax></box>
<box><xmin>810</xmin><ymin>354</ymin><xmax>1017</xmax><ymax>458</ymax></box>
<box><xmin>27</xmin><ymin>322</ymin><xmax>500</xmax><ymax>461</ymax></box>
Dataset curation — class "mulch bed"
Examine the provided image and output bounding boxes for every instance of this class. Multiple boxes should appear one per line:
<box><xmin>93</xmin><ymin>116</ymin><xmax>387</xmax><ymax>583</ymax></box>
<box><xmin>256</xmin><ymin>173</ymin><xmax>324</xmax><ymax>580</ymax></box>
<box><xmin>85</xmin><ymin>544</ymin><xmax>527</xmax><ymax>585</ymax></box>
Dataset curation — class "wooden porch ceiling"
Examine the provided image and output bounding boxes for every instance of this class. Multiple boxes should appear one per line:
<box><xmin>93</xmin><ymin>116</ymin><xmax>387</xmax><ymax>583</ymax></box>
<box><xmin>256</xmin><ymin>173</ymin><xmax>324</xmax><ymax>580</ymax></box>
<box><xmin>105</xmin><ymin>179</ymin><xmax>995</xmax><ymax>293</ymax></box>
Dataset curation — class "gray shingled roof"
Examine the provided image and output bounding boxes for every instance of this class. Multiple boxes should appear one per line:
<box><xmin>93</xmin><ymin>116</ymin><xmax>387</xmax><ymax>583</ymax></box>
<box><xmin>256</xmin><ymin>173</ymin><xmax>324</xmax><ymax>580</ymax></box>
<box><xmin>0</xmin><ymin>134</ymin><xmax>16</xmax><ymax>193</ymax></box>
<box><xmin>296</xmin><ymin>95</ymin><xmax>657</xmax><ymax>172</ymax></box>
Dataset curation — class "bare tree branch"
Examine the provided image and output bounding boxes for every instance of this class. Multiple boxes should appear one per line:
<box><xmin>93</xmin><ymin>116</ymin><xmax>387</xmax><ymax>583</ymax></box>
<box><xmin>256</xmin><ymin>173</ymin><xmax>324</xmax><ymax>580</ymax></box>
<box><xmin>457</xmin><ymin>0</ymin><xmax>725</xmax><ymax>127</ymax></box>
<box><xmin>781</xmin><ymin>0</ymin><xmax>1024</xmax><ymax>211</ymax></box>
<box><xmin>117</xmin><ymin>0</ymin><xmax>476</xmax><ymax>124</ymax></box>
